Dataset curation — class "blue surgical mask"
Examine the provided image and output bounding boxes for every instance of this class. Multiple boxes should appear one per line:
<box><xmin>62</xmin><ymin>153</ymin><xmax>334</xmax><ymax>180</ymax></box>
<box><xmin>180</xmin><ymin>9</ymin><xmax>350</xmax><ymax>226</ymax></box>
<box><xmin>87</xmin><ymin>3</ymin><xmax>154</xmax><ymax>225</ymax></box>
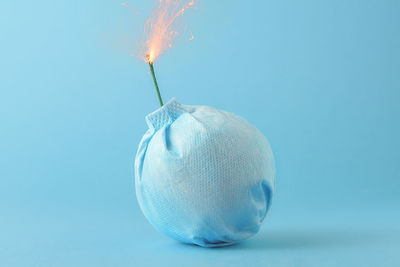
<box><xmin>135</xmin><ymin>98</ymin><xmax>275</xmax><ymax>247</ymax></box>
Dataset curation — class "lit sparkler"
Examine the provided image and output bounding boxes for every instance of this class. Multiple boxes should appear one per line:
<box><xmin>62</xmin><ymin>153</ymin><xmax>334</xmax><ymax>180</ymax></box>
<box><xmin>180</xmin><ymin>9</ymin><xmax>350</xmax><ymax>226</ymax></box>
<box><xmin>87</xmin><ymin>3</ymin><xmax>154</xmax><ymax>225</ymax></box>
<box><xmin>135</xmin><ymin>0</ymin><xmax>195</xmax><ymax>106</ymax></box>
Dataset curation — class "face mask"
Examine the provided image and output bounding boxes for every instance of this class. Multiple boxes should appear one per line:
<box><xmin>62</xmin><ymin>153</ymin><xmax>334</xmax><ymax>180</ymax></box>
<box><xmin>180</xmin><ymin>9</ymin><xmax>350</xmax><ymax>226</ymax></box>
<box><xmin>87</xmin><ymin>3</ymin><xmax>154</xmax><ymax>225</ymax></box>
<box><xmin>135</xmin><ymin>98</ymin><xmax>275</xmax><ymax>247</ymax></box>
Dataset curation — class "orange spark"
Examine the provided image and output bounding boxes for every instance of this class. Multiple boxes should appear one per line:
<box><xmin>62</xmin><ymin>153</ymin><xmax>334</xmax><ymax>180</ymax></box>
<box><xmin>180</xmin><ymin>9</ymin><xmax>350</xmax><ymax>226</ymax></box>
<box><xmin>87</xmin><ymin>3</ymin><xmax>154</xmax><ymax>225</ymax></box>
<box><xmin>121</xmin><ymin>2</ymin><xmax>140</xmax><ymax>15</ymax></box>
<box><xmin>141</xmin><ymin>0</ymin><xmax>195</xmax><ymax>63</ymax></box>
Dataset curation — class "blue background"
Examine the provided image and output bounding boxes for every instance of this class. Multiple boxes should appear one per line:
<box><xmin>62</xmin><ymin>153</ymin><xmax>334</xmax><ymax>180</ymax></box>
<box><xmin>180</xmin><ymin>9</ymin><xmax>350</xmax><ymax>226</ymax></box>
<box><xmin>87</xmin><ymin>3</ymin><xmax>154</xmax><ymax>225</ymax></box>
<box><xmin>1</xmin><ymin>0</ymin><xmax>399</xmax><ymax>266</ymax></box>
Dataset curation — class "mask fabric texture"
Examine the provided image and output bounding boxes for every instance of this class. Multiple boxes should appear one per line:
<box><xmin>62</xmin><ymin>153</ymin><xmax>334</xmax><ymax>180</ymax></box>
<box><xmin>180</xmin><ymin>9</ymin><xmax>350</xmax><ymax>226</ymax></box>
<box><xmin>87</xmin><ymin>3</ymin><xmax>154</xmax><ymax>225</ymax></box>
<box><xmin>135</xmin><ymin>98</ymin><xmax>275</xmax><ymax>247</ymax></box>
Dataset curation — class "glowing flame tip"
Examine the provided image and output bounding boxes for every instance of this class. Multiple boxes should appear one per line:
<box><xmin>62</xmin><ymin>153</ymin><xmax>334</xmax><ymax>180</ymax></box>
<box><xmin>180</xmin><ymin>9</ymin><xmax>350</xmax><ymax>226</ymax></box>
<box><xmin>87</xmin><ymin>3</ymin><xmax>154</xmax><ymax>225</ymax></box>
<box><xmin>140</xmin><ymin>0</ymin><xmax>195</xmax><ymax>63</ymax></box>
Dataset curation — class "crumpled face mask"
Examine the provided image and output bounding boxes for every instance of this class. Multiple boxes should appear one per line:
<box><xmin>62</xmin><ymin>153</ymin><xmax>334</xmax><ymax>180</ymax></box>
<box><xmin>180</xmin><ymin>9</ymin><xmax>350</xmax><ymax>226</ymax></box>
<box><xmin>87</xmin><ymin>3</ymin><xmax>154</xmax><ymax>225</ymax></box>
<box><xmin>135</xmin><ymin>98</ymin><xmax>275</xmax><ymax>247</ymax></box>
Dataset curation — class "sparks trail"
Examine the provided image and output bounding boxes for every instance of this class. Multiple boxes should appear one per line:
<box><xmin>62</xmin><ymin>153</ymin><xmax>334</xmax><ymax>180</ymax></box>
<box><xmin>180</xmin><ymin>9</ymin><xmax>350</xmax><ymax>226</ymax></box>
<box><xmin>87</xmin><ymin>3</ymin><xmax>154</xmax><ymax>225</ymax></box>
<box><xmin>123</xmin><ymin>0</ymin><xmax>195</xmax><ymax>106</ymax></box>
<box><xmin>141</xmin><ymin>0</ymin><xmax>195</xmax><ymax>62</ymax></box>
<box><xmin>121</xmin><ymin>2</ymin><xmax>140</xmax><ymax>16</ymax></box>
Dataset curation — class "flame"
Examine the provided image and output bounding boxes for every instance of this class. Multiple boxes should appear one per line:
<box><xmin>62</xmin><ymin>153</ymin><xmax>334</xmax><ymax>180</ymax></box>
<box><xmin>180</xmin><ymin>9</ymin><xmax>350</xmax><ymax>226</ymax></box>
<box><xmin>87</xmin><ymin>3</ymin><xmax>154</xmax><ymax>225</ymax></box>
<box><xmin>141</xmin><ymin>0</ymin><xmax>195</xmax><ymax>63</ymax></box>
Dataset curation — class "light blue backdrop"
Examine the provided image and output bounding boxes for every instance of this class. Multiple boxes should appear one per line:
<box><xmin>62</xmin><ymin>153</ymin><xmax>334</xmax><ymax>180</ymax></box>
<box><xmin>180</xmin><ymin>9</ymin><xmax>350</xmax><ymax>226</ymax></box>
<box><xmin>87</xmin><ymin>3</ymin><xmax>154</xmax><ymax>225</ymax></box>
<box><xmin>1</xmin><ymin>0</ymin><xmax>399</xmax><ymax>266</ymax></box>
